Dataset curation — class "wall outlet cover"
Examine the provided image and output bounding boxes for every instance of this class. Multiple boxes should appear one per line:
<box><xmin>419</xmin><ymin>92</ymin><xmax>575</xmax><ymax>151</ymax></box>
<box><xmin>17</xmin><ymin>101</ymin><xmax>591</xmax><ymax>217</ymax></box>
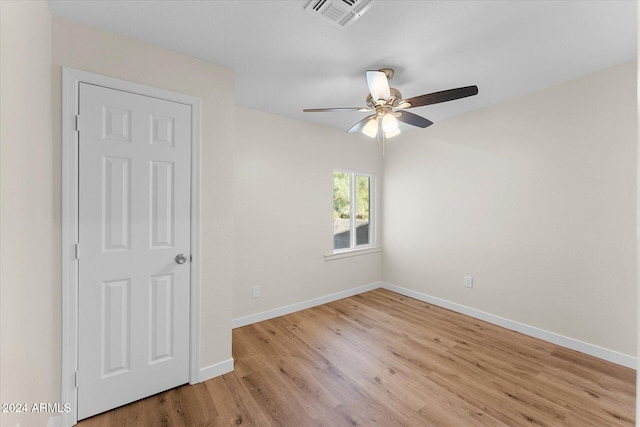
<box><xmin>464</xmin><ymin>276</ymin><xmax>473</xmax><ymax>288</ymax></box>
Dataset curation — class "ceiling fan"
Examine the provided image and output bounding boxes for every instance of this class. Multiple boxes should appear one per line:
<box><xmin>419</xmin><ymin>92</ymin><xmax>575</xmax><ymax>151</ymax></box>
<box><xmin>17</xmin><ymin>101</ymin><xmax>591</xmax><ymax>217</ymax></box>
<box><xmin>303</xmin><ymin>68</ymin><xmax>478</xmax><ymax>150</ymax></box>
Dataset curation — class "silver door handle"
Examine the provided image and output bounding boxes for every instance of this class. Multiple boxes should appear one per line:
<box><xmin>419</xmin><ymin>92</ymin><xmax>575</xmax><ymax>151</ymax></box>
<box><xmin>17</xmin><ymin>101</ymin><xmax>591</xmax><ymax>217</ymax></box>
<box><xmin>175</xmin><ymin>254</ymin><xmax>187</xmax><ymax>264</ymax></box>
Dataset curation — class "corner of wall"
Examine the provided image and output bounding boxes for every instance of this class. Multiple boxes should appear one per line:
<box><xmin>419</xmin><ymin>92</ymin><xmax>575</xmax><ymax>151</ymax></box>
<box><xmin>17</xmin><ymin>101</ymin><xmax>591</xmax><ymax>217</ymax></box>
<box><xmin>1</xmin><ymin>2</ymin><xmax>58</xmax><ymax>427</ymax></box>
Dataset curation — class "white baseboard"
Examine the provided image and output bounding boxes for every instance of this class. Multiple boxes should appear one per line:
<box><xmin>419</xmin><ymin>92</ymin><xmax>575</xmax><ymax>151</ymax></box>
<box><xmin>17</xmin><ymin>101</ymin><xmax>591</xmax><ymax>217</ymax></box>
<box><xmin>196</xmin><ymin>358</ymin><xmax>234</xmax><ymax>383</ymax></box>
<box><xmin>232</xmin><ymin>282</ymin><xmax>383</xmax><ymax>329</ymax></box>
<box><xmin>380</xmin><ymin>282</ymin><xmax>637</xmax><ymax>370</ymax></box>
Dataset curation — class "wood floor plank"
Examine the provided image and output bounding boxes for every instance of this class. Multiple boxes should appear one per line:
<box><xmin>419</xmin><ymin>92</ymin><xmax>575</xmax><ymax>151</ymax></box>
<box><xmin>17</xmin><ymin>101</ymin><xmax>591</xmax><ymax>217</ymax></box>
<box><xmin>78</xmin><ymin>289</ymin><xmax>635</xmax><ymax>426</ymax></box>
<box><xmin>204</xmin><ymin>372</ymin><xmax>274</xmax><ymax>426</ymax></box>
<box><xmin>405</xmin><ymin>387</ymin><xmax>509</xmax><ymax>427</ymax></box>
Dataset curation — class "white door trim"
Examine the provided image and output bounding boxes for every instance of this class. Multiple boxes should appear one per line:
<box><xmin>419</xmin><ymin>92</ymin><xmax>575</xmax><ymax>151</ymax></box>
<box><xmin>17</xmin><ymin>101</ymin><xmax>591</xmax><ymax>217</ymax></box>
<box><xmin>61</xmin><ymin>67</ymin><xmax>202</xmax><ymax>427</ymax></box>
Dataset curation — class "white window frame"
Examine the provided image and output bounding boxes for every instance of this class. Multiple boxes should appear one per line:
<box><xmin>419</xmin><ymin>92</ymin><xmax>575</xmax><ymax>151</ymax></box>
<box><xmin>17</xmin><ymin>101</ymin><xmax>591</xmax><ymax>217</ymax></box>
<box><xmin>332</xmin><ymin>170</ymin><xmax>376</xmax><ymax>254</ymax></box>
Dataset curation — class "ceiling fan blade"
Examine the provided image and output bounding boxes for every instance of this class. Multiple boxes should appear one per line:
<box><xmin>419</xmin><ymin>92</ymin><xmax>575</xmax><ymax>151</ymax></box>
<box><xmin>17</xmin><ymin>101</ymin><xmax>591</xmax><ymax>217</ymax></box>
<box><xmin>396</xmin><ymin>111</ymin><xmax>434</xmax><ymax>128</ymax></box>
<box><xmin>303</xmin><ymin>107</ymin><xmax>372</xmax><ymax>112</ymax></box>
<box><xmin>366</xmin><ymin>70</ymin><xmax>390</xmax><ymax>102</ymax></box>
<box><xmin>403</xmin><ymin>85</ymin><xmax>478</xmax><ymax>108</ymax></box>
<box><xmin>347</xmin><ymin>114</ymin><xmax>376</xmax><ymax>134</ymax></box>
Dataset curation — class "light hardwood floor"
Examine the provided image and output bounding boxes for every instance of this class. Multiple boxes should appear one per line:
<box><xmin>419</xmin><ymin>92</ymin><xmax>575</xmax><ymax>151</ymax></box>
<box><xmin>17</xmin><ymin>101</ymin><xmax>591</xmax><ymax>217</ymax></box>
<box><xmin>78</xmin><ymin>289</ymin><xmax>635</xmax><ymax>426</ymax></box>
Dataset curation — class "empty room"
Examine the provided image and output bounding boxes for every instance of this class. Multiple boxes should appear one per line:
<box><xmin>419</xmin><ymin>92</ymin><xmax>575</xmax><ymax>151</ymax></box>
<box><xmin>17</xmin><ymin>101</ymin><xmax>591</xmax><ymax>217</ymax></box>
<box><xmin>0</xmin><ymin>1</ymin><xmax>637</xmax><ymax>426</ymax></box>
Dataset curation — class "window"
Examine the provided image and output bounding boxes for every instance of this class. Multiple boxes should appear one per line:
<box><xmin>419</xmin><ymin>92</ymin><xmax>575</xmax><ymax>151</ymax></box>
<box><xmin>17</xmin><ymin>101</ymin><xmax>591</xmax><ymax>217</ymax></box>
<box><xmin>333</xmin><ymin>171</ymin><xmax>374</xmax><ymax>251</ymax></box>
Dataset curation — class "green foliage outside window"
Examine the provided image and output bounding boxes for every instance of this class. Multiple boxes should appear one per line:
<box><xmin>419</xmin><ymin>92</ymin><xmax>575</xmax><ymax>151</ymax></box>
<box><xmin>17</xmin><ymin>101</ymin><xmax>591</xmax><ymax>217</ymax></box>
<box><xmin>333</xmin><ymin>172</ymin><xmax>370</xmax><ymax>220</ymax></box>
<box><xmin>333</xmin><ymin>172</ymin><xmax>350</xmax><ymax>219</ymax></box>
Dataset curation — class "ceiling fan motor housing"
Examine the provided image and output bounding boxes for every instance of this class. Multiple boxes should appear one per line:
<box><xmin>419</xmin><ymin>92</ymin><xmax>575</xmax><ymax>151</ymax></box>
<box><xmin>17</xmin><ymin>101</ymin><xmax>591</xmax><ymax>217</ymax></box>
<box><xmin>366</xmin><ymin>87</ymin><xmax>403</xmax><ymax>108</ymax></box>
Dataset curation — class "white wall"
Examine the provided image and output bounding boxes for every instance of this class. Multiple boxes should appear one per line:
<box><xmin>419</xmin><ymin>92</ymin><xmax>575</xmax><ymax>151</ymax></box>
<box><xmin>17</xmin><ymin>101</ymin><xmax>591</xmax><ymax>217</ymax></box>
<box><xmin>0</xmin><ymin>2</ymin><xmax>56</xmax><ymax>427</ymax></box>
<box><xmin>232</xmin><ymin>107</ymin><xmax>382</xmax><ymax>321</ymax></box>
<box><xmin>51</xmin><ymin>18</ymin><xmax>236</xmax><ymax>372</ymax></box>
<box><xmin>383</xmin><ymin>61</ymin><xmax>637</xmax><ymax>357</ymax></box>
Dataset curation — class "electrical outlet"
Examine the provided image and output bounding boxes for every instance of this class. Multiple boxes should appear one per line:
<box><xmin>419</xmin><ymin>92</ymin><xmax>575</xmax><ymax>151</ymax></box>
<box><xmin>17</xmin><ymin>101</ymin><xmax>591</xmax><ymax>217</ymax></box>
<box><xmin>252</xmin><ymin>286</ymin><xmax>260</xmax><ymax>298</ymax></box>
<box><xmin>464</xmin><ymin>276</ymin><xmax>473</xmax><ymax>288</ymax></box>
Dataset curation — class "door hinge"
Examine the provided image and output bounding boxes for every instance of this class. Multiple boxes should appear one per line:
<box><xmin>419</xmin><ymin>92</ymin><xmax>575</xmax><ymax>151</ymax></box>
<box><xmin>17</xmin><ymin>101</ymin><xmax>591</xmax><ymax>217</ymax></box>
<box><xmin>74</xmin><ymin>371</ymin><xmax>79</xmax><ymax>388</ymax></box>
<box><xmin>74</xmin><ymin>243</ymin><xmax>80</xmax><ymax>260</ymax></box>
<box><xmin>75</xmin><ymin>115</ymin><xmax>80</xmax><ymax>132</ymax></box>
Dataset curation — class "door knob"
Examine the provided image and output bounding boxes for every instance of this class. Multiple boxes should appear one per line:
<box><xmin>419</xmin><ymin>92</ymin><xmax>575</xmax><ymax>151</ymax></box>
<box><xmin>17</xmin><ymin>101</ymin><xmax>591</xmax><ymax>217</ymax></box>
<box><xmin>175</xmin><ymin>254</ymin><xmax>187</xmax><ymax>264</ymax></box>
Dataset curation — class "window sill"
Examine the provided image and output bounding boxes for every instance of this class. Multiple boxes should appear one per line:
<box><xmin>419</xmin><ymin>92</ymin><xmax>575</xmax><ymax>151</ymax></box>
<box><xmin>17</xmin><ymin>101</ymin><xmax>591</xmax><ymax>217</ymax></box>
<box><xmin>324</xmin><ymin>246</ymin><xmax>382</xmax><ymax>262</ymax></box>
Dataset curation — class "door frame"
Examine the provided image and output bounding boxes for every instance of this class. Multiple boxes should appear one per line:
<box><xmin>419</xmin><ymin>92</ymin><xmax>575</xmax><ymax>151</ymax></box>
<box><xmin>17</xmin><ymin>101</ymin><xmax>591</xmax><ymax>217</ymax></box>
<box><xmin>61</xmin><ymin>67</ymin><xmax>202</xmax><ymax>427</ymax></box>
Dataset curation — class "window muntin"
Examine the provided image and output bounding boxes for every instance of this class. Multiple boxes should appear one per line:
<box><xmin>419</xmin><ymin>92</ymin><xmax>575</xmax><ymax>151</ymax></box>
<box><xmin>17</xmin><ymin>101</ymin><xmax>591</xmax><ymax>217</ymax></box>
<box><xmin>333</xmin><ymin>171</ymin><xmax>374</xmax><ymax>252</ymax></box>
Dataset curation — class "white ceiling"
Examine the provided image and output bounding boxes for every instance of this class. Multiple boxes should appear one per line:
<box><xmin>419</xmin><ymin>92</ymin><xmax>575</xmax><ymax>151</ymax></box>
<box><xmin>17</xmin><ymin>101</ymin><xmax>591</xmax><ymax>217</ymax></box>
<box><xmin>48</xmin><ymin>0</ymin><xmax>637</xmax><ymax>132</ymax></box>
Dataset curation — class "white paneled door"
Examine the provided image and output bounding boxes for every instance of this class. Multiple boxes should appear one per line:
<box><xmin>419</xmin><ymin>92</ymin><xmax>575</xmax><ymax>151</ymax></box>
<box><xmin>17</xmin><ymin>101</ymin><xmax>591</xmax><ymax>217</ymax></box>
<box><xmin>78</xmin><ymin>83</ymin><xmax>191</xmax><ymax>420</ymax></box>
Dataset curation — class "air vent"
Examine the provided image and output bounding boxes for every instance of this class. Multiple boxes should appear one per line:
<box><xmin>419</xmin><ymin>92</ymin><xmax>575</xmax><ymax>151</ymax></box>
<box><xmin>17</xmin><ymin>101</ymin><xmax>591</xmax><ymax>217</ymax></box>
<box><xmin>304</xmin><ymin>0</ymin><xmax>373</xmax><ymax>28</ymax></box>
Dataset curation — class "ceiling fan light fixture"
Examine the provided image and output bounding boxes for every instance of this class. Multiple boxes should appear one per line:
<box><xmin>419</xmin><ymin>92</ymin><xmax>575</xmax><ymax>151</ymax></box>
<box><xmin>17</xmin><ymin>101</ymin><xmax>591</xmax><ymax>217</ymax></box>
<box><xmin>382</xmin><ymin>113</ymin><xmax>399</xmax><ymax>133</ymax></box>
<box><xmin>366</xmin><ymin>70</ymin><xmax>390</xmax><ymax>102</ymax></box>
<box><xmin>385</xmin><ymin>127</ymin><xmax>401</xmax><ymax>138</ymax></box>
<box><xmin>361</xmin><ymin>117</ymin><xmax>378</xmax><ymax>138</ymax></box>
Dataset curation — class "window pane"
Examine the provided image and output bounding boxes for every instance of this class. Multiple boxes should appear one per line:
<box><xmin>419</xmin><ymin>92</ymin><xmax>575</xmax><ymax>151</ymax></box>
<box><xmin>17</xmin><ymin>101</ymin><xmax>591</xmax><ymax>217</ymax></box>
<box><xmin>333</xmin><ymin>172</ymin><xmax>351</xmax><ymax>250</ymax></box>
<box><xmin>355</xmin><ymin>175</ymin><xmax>370</xmax><ymax>246</ymax></box>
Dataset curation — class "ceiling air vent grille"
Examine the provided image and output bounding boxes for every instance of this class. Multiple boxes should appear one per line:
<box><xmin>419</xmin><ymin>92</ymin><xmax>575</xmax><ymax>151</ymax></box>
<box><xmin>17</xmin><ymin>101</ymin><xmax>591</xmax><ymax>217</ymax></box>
<box><xmin>304</xmin><ymin>0</ymin><xmax>373</xmax><ymax>28</ymax></box>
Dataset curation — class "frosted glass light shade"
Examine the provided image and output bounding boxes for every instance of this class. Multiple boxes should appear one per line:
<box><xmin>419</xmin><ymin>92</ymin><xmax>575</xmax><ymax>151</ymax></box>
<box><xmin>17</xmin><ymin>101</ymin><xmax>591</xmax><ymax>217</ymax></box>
<box><xmin>361</xmin><ymin>118</ymin><xmax>378</xmax><ymax>138</ymax></box>
<box><xmin>385</xmin><ymin>127</ymin><xmax>401</xmax><ymax>138</ymax></box>
<box><xmin>366</xmin><ymin>70</ymin><xmax>390</xmax><ymax>102</ymax></box>
<box><xmin>382</xmin><ymin>113</ymin><xmax>398</xmax><ymax>132</ymax></box>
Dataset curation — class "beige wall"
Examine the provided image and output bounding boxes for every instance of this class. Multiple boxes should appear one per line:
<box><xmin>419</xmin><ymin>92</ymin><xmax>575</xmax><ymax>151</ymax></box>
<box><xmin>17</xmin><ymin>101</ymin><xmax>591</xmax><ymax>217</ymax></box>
<box><xmin>0</xmin><ymin>2</ymin><xmax>56</xmax><ymax>427</ymax></box>
<box><xmin>51</xmin><ymin>16</ymin><xmax>236</xmax><ymax>370</ymax></box>
<box><xmin>232</xmin><ymin>107</ymin><xmax>382</xmax><ymax>320</ymax></box>
<box><xmin>383</xmin><ymin>61</ymin><xmax>637</xmax><ymax>357</ymax></box>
